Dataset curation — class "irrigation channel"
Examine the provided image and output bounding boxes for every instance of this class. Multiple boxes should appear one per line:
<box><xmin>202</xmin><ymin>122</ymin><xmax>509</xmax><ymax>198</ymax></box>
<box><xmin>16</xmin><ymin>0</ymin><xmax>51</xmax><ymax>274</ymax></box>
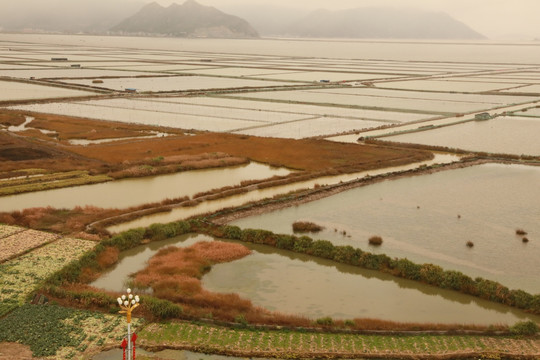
<box><xmin>106</xmin><ymin>153</ymin><xmax>459</xmax><ymax>233</ymax></box>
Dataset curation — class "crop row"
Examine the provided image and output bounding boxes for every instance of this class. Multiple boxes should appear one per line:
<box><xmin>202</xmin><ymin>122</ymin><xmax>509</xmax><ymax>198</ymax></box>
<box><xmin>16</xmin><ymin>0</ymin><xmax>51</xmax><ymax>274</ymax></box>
<box><xmin>0</xmin><ymin>228</ymin><xmax>60</xmax><ymax>262</ymax></box>
<box><xmin>0</xmin><ymin>236</ymin><xmax>95</xmax><ymax>316</ymax></box>
<box><xmin>140</xmin><ymin>321</ymin><xmax>540</xmax><ymax>357</ymax></box>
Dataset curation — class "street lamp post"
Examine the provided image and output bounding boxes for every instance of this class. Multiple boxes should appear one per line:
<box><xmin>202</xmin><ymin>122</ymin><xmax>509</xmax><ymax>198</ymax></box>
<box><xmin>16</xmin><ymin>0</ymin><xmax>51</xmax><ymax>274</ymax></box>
<box><xmin>117</xmin><ymin>288</ymin><xmax>140</xmax><ymax>360</ymax></box>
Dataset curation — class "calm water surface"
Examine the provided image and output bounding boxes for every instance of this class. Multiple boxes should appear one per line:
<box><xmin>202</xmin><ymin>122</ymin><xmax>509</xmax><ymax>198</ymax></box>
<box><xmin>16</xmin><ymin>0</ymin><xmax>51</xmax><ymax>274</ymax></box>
<box><xmin>107</xmin><ymin>154</ymin><xmax>458</xmax><ymax>233</ymax></box>
<box><xmin>0</xmin><ymin>162</ymin><xmax>290</xmax><ymax>212</ymax></box>
<box><xmin>90</xmin><ymin>234</ymin><xmax>539</xmax><ymax>325</ymax></box>
<box><xmin>232</xmin><ymin>163</ymin><xmax>540</xmax><ymax>293</ymax></box>
<box><xmin>203</xmin><ymin>242</ymin><xmax>540</xmax><ymax>325</ymax></box>
<box><xmin>386</xmin><ymin>116</ymin><xmax>540</xmax><ymax>156</ymax></box>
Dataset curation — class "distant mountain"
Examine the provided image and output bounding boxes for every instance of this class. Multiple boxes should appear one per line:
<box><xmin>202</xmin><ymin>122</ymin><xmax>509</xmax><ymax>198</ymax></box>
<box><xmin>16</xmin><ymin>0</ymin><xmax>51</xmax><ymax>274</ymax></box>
<box><xmin>283</xmin><ymin>7</ymin><xmax>485</xmax><ymax>39</ymax></box>
<box><xmin>0</xmin><ymin>0</ymin><xmax>143</xmax><ymax>33</ymax></box>
<box><xmin>111</xmin><ymin>0</ymin><xmax>259</xmax><ymax>38</ymax></box>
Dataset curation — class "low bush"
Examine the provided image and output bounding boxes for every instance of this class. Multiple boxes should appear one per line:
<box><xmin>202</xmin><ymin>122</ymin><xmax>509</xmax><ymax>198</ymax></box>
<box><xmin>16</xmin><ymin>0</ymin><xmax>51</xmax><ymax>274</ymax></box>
<box><xmin>142</xmin><ymin>296</ymin><xmax>183</xmax><ymax>319</ymax></box>
<box><xmin>510</xmin><ymin>320</ymin><xmax>539</xmax><ymax>335</ymax></box>
<box><xmin>368</xmin><ymin>235</ymin><xmax>383</xmax><ymax>246</ymax></box>
<box><xmin>292</xmin><ymin>221</ymin><xmax>324</xmax><ymax>233</ymax></box>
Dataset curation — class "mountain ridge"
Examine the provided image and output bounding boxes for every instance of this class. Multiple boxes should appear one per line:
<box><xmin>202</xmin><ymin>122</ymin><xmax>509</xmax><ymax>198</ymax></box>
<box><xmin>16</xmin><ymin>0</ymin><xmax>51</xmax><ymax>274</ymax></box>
<box><xmin>282</xmin><ymin>6</ymin><xmax>485</xmax><ymax>39</ymax></box>
<box><xmin>110</xmin><ymin>1</ymin><xmax>259</xmax><ymax>38</ymax></box>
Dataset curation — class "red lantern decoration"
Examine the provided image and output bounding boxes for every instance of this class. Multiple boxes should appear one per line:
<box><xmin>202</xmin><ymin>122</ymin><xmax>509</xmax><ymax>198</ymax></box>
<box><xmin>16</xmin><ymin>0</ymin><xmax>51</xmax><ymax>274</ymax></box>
<box><xmin>131</xmin><ymin>333</ymin><xmax>138</xmax><ymax>359</ymax></box>
<box><xmin>121</xmin><ymin>338</ymin><xmax>127</xmax><ymax>360</ymax></box>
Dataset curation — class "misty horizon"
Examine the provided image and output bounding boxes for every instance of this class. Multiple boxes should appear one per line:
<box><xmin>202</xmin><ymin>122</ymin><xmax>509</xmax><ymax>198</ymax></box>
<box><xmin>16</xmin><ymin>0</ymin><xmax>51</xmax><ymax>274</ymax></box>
<box><xmin>0</xmin><ymin>0</ymin><xmax>538</xmax><ymax>40</ymax></box>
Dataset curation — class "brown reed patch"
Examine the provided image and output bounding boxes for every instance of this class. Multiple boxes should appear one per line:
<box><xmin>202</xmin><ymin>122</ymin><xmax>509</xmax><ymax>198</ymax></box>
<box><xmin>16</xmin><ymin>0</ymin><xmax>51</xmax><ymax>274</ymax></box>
<box><xmin>96</xmin><ymin>246</ymin><xmax>119</xmax><ymax>268</ymax></box>
<box><xmin>292</xmin><ymin>221</ymin><xmax>324</xmax><ymax>233</ymax></box>
<box><xmin>368</xmin><ymin>235</ymin><xmax>383</xmax><ymax>246</ymax></box>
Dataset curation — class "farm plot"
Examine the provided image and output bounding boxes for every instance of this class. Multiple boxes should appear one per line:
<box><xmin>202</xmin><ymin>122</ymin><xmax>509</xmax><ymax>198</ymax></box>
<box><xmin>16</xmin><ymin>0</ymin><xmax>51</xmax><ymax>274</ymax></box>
<box><xmin>60</xmin><ymin>75</ymin><xmax>295</xmax><ymax>92</ymax></box>
<box><xmin>384</xmin><ymin>116</ymin><xmax>540</xmax><ymax>156</ymax></box>
<box><xmin>504</xmin><ymin>84</ymin><xmax>540</xmax><ymax>94</ymax></box>
<box><xmin>81</xmin><ymin>98</ymin><xmax>304</xmax><ymax>123</ymax></box>
<box><xmin>0</xmin><ymin>304</ymin><xmax>145</xmax><ymax>359</ymax></box>
<box><xmin>231</xmin><ymin>88</ymin><xmax>493</xmax><ymax>114</ymax></box>
<box><xmin>234</xmin><ymin>116</ymin><xmax>386</xmax><ymax>139</ymax></box>
<box><xmin>514</xmin><ymin>107</ymin><xmax>540</xmax><ymax>117</ymax></box>
<box><xmin>163</xmin><ymin>96</ymin><xmax>431</xmax><ymax>123</ymax></box>
<box><xmin>376</xmin><ymin>79</ymin><xmax>522</xmax><ymax>93</ymax></box>
<box><xmin>9</xmin><ymin>101</ymin><xmax>263</xmax><ymax>131</ymax></box>
<box><xmin>325</xmin><ymin>86</ymin><xmax>535</xmax><ymax>106</ymax></box>
<box><xmin>1</xmin><ymin>68</ymin><xmax>159</xmax><ymax>80</ymax></box>
<box><xmin>140</xmin><ymin>322</ymin><xmax>540</xmax><ymax>359</ymax></box>
<box><xmin>0</xmin><ymin>224</ymin><xmax>24</xmax><ymax>238</ymax></box>
<box><xmin>0</xmin><ymin>229</ymin><xmax>60</xmax><ymax>262</ymax></box>
<box><xmin>0</xmin><ymin>236</ymin><xmax>95</xmax><ymax>316</ymax></box>
<box><xmin>0</xmin><ymin>80</ymin><xmax>97</xmax><ymax>101</ymax></box>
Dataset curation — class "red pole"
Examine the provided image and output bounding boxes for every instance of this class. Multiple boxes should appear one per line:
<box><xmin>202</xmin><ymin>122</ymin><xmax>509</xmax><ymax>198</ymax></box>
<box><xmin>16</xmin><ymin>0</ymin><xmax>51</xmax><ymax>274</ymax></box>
<box><xmin>131</xmin><ymin>333</ymin><xmax>138</xmax><ymax>359</ymax></box>
<box><xmin>121</xmin><ymin>338</ymin><xmax>127</xmax><ymax>360</ymax></box>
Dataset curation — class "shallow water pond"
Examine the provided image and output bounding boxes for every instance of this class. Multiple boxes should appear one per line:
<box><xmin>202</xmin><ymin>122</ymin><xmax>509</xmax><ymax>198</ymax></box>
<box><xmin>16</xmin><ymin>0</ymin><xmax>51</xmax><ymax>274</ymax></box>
<box><xmin>231</xmin><ymin>163</ymin><xmax>540</xmax><ymax>293</ymax></box>
<box><xmin>203</xmin><ymin>241</ymin><xmax>539</xmax><ymax>324</ymax></box>
<box><xmin>107</xmin><ymin>155</ymin><xmax>459</xmax><ymax>233</ymax></box>
<box><xmin>90</xmin><ymin>233</ymin><xmax>539</xmax><ymax>325</ymax></box>
<box><xmin>386</xmin><ymin>116</ymin><xmax>540</xmax><ymax>156</ymax></box>
<box><xmin>0</xmin><ymin>162</ymin><xmax>291</xmax><ymax>212</ymax></box>
<box><xmin>91</xmin><ymin>233</ymin><xmax>210</xmax><ymax>291</ymax></box>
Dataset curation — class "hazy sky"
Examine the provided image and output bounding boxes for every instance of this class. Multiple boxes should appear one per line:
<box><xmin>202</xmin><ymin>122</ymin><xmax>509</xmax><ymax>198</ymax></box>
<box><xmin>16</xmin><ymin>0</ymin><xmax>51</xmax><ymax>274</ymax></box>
<box><xmin>153</xmin><ymin>0</ymin><xmax>540</xmax><ymax>39</ymax></box>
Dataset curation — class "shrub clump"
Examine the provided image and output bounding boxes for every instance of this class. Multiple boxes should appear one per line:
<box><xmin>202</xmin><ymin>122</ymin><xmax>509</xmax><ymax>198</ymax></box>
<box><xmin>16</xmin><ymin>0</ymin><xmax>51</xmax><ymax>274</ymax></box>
<box><xmin>510</xmin><ymin>320</ymin><xmax>539</xmax><ymax>335</ymax></box>
<box><xmin>516</xmin><ymin>229</ymin><xmax>528</xmax><ymax>235</ymax></box>
<box><xmin>368</xmin><ymin>235</ymin><xmax>383</xmax><ymax>246</ymax></box>
<box><xmin>466</xmin><ymin>241</ymin><xmax>474</xmax><ymax>248</ymax></box>
<box><xmin>292</xmin><ymin>221</ymin><xmax>324</xmax><ymax>233</ymax></box>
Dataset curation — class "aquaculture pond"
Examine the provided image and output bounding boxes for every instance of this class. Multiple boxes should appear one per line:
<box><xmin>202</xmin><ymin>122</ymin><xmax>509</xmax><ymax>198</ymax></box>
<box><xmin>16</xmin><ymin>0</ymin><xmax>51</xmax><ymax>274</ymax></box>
<box><xmin>385</xmin><ymin>116</ymin><xmax>540</xmax><ymax>156</ymax></box>
<box><xmin>0</xmin><ymin>162</ymin><xmax>291</xmax><ymax>212</ymax></box>
<box><xmin>107</xmin><ymin>155</ymin><xmax>459</xmax><ymax>233</ymax></box>
<box><xmin>202</xmin><ymin>242</ymin><xmax>539</xmax><ymax>324</ymax></box>
<box><xmin>231</xmin><ymin>163</ymin><xmax>540</xmax><ymax>294</ymax></box>
<box><xmin>90</xmin><ymin>234</ymin><xmax>538</xmax><ymax>325</ymax></box>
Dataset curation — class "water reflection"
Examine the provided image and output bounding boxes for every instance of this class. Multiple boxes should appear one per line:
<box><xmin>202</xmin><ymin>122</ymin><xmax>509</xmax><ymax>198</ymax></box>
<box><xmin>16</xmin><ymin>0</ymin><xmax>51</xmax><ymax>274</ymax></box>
<box><xmin>0</xmin><ymin>162</ymin><xmax>290</xmax><ymax>212</ymax></box>
<box><xmin>90</xmin><ymin>233</ymin><xmax>211</xmax><ymax>291</ymax></box>
<box><xmin>108</xmin><ymin>154</ymin><xmax>459</xmax><ymax>233</ymax></box>
<box><xmin>231</xmin><ymin>163</ymin><xmax>540</xmax><ymax>293</ymax></box>
<box><xmin>204</xmin><ymin>239</ymin><xmax>539</xmax><ymax>324</ymax></box>
<box><xmin>90</xmin><ymin>233</ymin><xmax>539</xmax><ymax>325</ymax></box>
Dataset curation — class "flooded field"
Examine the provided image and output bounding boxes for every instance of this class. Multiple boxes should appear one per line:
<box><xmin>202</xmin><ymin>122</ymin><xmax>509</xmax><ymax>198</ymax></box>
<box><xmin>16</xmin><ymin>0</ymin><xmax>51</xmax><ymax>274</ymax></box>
<box><xmin>0</xmin><ymin>162</ymin><xmax>290</xmax><ymax>212</ymax></box>
<box><xmin>107</xmin><ymin>154</ymin><xmax>459</xmax><ymax>233</ymax></box>
<box><xmin>61</xmin><ymin>75</ymin><xmax>293</xmax><ymax>92</ymax></box>
<box><xmin>231</xmin><ymin>163</ymin><xmax>540</xmax><ymax>293</ymax></box>
<box><xmin>0</xmin><ymin>79</ymin><xmax>95</xmax><ymax>101</ymax></box>
<box><xmin>385</xmin><ymin>116</ymin><xmax>540</xmax><ymax>156</ymax></box>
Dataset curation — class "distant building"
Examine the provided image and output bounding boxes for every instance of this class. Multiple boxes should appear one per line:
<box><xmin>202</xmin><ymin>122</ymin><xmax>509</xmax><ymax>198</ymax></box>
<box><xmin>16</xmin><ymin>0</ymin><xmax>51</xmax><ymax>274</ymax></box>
<box><xmin>51</xmin><ymin>57</ymin><xmax>68</xmax><ymax>61</ymax></box>
<box><xmin>125</xmin><ymin>88</ymin><xmax>138</xmax><ymax>93</ymax></box>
